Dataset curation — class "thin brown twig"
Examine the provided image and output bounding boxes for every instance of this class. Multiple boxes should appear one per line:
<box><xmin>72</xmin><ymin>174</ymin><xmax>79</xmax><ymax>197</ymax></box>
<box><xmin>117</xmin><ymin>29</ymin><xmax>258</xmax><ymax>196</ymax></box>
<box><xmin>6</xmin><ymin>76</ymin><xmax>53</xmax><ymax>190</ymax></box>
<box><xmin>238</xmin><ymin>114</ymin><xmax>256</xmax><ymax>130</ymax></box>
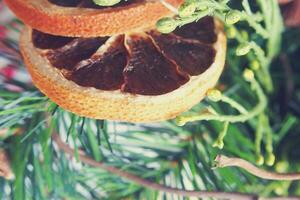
<box><xmin>51</xmin><ymin>133</ymin><xmax>300</xmax><ymax>200</ymax></box>
<box><xmin>52</xmin><ymin>133</ymin><xmax>254</xmax><ymax>200</ymax></box>
<box><xmin>215</xmin><ymin>155</ymin><xmax>300</xmax><ymax>181</ymax></box>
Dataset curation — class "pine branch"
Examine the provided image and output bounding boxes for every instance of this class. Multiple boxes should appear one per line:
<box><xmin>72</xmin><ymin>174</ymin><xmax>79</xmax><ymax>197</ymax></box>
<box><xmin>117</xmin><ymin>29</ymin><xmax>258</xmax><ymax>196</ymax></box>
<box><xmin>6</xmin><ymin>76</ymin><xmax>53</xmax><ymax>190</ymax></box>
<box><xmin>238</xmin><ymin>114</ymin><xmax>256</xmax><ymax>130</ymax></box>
<box><xmin>52</xmin><ymin>133</ymin><xmax>300</xmax><ymax>200</ymax></box>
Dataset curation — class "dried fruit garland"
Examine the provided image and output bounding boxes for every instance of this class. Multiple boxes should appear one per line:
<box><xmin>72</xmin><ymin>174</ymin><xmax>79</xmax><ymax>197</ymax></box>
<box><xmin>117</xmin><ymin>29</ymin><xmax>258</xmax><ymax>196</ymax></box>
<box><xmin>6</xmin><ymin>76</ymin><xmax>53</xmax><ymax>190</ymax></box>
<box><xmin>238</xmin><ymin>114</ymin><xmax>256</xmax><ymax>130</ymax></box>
<box><xmin>2</xmin><ymin>1</ymin><xmax>300</xmax><ymax>199</ymax></box>
<box><xmin>4</xmin><ymin>0</ymin><xmax>226</xmax><ymax>122</ymax></box>
<box><xmin>3</xmin><ymin>0</ymin><xmax>284</xmax><ymax>164</ymax></box>
<box><xmin>2</xmin><ymin>0</ymin><xmax>283</xmax><ymax>162</ymax></box>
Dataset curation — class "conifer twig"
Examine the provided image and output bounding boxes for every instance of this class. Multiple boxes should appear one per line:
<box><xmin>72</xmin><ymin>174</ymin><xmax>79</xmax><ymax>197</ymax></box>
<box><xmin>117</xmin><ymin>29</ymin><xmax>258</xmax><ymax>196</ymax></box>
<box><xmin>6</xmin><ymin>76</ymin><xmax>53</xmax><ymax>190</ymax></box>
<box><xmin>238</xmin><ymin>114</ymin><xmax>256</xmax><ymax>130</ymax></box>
<box><xmin>52</xmin><ymin>133</ymin><xmax>300</xmax><ymax>200</ymax></box>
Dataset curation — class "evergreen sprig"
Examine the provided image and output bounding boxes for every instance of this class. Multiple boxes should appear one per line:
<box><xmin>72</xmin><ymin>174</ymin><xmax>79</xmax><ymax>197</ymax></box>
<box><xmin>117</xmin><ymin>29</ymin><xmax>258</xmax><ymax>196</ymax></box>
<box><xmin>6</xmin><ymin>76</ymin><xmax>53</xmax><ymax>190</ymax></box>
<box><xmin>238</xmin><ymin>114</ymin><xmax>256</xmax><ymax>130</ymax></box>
<box><xmin>0</xmin><ymin>0</ymin><xmax>300</xmax><ymax>199</ymax></box>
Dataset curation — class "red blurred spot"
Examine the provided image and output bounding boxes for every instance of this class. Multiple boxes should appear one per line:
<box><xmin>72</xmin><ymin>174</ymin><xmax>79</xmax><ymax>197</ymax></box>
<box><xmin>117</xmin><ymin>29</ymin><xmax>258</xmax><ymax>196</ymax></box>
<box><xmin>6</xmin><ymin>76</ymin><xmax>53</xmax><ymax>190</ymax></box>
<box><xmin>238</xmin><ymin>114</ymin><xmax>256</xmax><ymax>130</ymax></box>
<box><xmin>0</xmin><ymin>25</ymin><xmax>6</xmax><ymax>39</ymax></box>
<box><xmin>0</xmin><ymin>65</ymin><xmax>16</xmax><ymax>79</ymax></box>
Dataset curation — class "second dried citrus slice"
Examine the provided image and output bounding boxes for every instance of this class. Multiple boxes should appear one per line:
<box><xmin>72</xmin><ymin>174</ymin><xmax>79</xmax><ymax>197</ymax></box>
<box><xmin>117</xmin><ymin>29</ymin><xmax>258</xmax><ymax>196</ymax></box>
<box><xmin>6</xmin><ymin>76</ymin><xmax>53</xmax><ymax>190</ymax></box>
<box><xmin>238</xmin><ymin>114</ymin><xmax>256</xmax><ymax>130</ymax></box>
<box><xmin>20</xmin><ymin>17</ymin><xmax>226</xmax><ymax>122</ymax></box>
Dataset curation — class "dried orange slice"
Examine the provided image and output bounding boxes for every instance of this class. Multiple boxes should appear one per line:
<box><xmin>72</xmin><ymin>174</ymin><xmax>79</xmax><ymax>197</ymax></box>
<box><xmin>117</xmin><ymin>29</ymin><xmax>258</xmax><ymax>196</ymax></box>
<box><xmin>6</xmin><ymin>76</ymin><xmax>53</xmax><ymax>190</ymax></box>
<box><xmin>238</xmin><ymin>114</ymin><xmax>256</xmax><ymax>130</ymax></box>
<box><xmin>20</xmin><ymin>17</ymin><xmax>226</xmax><ymax>122</ymax></box>
<box><xmin>4</xmin><ymin>0</ymin><xmax>183</xmax><ymax>37</ymax></box>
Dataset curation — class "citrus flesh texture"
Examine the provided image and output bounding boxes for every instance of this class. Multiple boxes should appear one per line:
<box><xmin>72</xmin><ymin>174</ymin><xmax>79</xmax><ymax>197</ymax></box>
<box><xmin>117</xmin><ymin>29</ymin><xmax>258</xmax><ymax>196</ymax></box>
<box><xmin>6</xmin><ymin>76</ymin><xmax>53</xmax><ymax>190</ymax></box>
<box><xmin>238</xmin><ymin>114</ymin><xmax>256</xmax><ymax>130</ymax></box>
<box><xmin>32</xmin><ymin>17</ymin><xmax>217</xmax><ymax>96</ymax></box>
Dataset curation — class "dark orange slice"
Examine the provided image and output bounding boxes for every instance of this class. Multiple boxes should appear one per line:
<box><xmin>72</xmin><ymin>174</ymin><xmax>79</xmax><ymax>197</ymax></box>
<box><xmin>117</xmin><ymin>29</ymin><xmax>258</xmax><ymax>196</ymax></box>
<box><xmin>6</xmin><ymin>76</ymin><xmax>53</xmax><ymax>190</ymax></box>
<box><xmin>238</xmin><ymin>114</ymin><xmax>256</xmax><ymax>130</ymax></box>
<box><xmin>4</xmin><ymin>0</ymin><xmax>183</xmax><ymax>37</ymax></box>
<box><xmin>20</xmin><ymin>17</ymin><xmax>226</xmax><ymax>122</ymax></box>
